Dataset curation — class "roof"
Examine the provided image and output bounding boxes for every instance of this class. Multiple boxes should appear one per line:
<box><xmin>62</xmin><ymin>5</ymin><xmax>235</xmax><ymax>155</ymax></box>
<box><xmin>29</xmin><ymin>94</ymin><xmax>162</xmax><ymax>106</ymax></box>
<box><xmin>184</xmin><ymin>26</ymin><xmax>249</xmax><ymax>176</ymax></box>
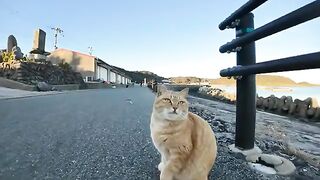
<box><xmin>97</xmin><ymin>58</ymin><xmax>131</xmax><ymax>79</ymax></box>
<box><xmin>96</xmin><ymin>58</ymin><xmax>112</xmax><ymax>68</ymax></box>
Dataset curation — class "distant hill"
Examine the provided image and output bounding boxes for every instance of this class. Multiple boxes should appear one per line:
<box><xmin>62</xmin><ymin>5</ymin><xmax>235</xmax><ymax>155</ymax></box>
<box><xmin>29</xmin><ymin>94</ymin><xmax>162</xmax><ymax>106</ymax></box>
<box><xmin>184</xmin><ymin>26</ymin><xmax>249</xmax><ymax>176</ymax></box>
<box><xmin>170</xmin><ymin>75</ymin><xmax>319</xmax><ymax>87</ymax></box>
<box><xmin>297</xmin><ymin>82</ymin><xmax>316</xmax><ymax>86</ymax></box>
<box><xmin>111</xmin><ymin>66</ymin><xmax>165</xmax><ymax>83</ymax></box>
<box><xmin>129</xmin><ymin>71</ymin><xmax>165</xmax><ymax>83</ymax></box>
<box><xmin>210</xmin><ymin>77</ymin><xmax>235</xmax><ymax>85</ymax></box>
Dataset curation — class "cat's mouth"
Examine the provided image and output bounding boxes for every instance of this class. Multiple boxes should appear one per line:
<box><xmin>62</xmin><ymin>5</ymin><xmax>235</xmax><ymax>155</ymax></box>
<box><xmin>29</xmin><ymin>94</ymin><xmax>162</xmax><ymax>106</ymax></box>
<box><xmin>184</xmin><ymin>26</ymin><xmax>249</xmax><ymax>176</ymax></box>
<box><xmin>169</xmin><ymin>111</ymin><xmax>178</xmax><ymax>115</ymax></box>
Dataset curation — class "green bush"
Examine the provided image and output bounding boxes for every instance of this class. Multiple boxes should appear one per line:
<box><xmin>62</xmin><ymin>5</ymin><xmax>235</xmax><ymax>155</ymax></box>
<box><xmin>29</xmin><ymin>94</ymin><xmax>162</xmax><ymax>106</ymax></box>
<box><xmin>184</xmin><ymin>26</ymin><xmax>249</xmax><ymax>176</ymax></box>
<box><xmin>1</xmin><ymin>51</ymin><xmax>14</xmax><ymax>63</ymax></box>
<box><xmin>58</xmin><ymin>62</ymin><xmax>72</xmax><ymax>71</ymax></box>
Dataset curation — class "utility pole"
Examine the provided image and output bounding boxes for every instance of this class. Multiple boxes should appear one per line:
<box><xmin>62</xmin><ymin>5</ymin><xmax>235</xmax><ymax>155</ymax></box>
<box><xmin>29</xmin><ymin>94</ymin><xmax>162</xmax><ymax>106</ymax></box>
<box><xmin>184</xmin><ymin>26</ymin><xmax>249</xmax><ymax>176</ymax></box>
<box><xmin>51</xmin><ymin>27</ymin><xmax>64</xmax><ymax>50</ymax></box>
<box><xmin>88</xmin><ymin>46</ymin><xmax>93</xmax><ymax>55</ymax></box>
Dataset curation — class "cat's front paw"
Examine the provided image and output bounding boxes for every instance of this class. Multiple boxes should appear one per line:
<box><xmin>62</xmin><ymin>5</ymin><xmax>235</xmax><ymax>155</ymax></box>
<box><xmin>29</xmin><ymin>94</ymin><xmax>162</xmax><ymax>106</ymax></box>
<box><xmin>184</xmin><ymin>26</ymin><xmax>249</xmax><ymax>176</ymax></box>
<box><xmin>158</xmin><ymin>162</ymin><xmax>164</xmax><ymax>171</ymax></box>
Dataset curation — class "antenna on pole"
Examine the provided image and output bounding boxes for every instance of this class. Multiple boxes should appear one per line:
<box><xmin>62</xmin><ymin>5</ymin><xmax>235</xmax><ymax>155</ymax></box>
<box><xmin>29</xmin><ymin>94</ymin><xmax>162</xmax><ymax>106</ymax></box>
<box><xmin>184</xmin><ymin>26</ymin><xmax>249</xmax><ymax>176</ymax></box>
<box><xmin>51</xmin><ymin>27</ymin><xmax>64</xmax><ymax>50</ymax></box>
<box><xmin>88</xmin><ymin>46</ymin><xmax>93</xmax><ymax>55</ymax></box>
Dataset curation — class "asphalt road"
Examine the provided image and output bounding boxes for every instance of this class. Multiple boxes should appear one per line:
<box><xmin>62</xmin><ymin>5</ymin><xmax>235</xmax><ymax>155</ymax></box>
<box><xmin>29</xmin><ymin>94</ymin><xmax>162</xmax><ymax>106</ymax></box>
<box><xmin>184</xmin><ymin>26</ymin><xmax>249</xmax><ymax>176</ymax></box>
<box><xmin>1</xmin><ymin>87</ymin><xmax>317</xmax><ymax>180</ymax></box>
<box><xmin>0</xmin><ymin>87</ymin><xmax>160</xmax><ymax>179</ymax></box>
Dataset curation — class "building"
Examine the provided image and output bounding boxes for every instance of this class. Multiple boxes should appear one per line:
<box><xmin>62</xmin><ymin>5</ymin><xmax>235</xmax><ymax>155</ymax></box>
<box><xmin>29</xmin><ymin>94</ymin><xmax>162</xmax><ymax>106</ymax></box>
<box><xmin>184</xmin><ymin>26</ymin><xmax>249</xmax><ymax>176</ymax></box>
<box><xmin>96</xmin><ymin>58</ymin><xmax>131</xmax><ymax>84</ymax></box>
<box><xmin>47</xmin><ymin>48</ymin><xmax>131</xmax><ymax>84</ymax></box>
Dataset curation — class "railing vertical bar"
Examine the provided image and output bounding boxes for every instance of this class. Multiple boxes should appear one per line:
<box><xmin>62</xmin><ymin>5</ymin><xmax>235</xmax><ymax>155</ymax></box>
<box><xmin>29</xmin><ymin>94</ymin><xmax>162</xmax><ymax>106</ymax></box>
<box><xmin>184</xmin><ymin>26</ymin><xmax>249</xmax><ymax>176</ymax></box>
<box><xmin>235</xmin><ymin>13</ymin><xmax>256</xmax><ymax>150</ymax></box>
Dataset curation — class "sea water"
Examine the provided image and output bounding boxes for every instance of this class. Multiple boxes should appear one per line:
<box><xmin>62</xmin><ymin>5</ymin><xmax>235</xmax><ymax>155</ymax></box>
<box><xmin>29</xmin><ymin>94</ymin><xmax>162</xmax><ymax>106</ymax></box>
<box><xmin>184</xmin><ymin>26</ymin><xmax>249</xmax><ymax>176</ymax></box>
<box><xmin>213</xmin><ymin>85</ymin><xmax>320</xmax><ymax>103</ymax></box>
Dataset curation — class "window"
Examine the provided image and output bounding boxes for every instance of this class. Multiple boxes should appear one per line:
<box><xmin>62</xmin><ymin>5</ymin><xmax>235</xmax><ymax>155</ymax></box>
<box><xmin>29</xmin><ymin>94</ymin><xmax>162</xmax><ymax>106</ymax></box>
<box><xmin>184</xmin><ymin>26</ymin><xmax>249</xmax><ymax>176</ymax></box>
<box><xmin>86</xmin><ymin>76</ymin><xmax>93</xmax><ymax>82</ymax></box>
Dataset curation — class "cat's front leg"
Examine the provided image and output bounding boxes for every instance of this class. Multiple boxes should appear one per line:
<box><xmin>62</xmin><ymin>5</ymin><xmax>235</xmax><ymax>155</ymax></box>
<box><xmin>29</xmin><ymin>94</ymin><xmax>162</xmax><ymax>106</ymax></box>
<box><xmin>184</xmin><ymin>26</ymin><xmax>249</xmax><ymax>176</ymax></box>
<box><xmin>158</xmin><ymin>155</ymin><xmax>166</xmax><ymax>171</ymax></box>
<box><xmin>160</xmin><ymin>165</ymin><xmax>174</xmax><ymax>180</ymax></box>
<box><xmin>160</xmin><ymin>158</ymin><xmax>182</xmax><ymax>180</ymax></box>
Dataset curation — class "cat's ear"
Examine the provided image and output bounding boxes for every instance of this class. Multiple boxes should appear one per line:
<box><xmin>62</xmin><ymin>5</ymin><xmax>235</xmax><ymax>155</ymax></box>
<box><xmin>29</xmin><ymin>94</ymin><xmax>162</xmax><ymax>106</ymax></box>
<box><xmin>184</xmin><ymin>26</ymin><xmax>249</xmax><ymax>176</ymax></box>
<box><xmin>157</xmin><ymin>85</ymin><xmax>167</xmax><ymax>97</ymax></box>
<box><xmin>180</xmin><ymin>88</ymin><xmax>189</xmax><ymax>97</ymax></box>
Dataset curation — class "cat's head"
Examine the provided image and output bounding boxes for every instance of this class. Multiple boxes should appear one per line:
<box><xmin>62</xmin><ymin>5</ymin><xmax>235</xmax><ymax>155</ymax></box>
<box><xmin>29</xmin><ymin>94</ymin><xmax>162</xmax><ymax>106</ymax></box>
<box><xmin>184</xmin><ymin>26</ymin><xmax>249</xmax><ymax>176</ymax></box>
<box><xmin>153</xmin><ymin>85</ymin><xmax>189</xmax><ymax>121</ymax></box>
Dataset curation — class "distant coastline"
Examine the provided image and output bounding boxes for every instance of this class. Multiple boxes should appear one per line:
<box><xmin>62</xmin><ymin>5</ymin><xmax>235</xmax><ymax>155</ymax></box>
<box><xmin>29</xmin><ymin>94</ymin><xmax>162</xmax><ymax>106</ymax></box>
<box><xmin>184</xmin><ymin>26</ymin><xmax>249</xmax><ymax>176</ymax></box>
<box><xmin>258</xmin><ymin>86</ymin><xmax>293</xmax><ymax>93</ymax></box>
<box><xmin>169</xmin><ymin>75</ymin><xmax>320</xmax><ymax>87</ymax></box>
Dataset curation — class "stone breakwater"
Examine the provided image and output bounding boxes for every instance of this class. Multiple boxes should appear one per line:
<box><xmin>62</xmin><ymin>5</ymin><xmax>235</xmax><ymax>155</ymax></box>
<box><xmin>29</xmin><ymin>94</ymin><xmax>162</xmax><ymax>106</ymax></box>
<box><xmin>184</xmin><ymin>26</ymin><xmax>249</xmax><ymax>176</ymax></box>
<box><xmin>0</xmin><ymin>61</ymin><xmax>85</xmax><ymax>86</ymax></box>
<box><xmin>188</xmin><ymin>97</ymin><xmax>320</xmax><ymax>179</ymax></box>
<box><xmin>256</xmin><ymin>95</ymin><xmax>319</xmax><ymax>121</ymax></box>
<box><xmin>198</xmin><ymin>86</ymin><xmax>320</xmax><ymax>122</ymax></box>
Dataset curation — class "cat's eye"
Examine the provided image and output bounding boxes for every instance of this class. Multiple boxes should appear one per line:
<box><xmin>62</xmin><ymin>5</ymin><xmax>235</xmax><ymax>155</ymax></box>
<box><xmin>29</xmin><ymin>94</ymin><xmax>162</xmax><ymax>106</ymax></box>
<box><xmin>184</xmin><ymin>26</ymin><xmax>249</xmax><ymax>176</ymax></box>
<box><xmin>162</xmin><ymin>98</ymin><xmax>171</xmax><ymax>103</ymax></box>
<box><xmin>178</xmin><ymin>101</ymin><xmax>185</xmax><ymax>104</ymax></box>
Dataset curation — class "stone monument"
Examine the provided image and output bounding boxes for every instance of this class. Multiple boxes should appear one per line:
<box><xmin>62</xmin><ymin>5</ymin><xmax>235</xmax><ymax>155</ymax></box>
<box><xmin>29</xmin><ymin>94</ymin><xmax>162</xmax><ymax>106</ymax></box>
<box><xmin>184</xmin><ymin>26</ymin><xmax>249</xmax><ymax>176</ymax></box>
<box><xmin>4</xmin><ymin>35</ymin><xmax>23</xmax><ymax>60</ymax></box>
<box><xmin>29</xmin><ymin>29</ymin><xmax>50</xmax><ymax>61</ymax></box>
<box><xmin>7</xmin><ymin>35</ymin><xmax>17</xmax><ymax>52</ymax></box>
<box><xmin>12</xmin><ymin>46</ymin><xmax>23</xmax><ymax>59</ymax></box>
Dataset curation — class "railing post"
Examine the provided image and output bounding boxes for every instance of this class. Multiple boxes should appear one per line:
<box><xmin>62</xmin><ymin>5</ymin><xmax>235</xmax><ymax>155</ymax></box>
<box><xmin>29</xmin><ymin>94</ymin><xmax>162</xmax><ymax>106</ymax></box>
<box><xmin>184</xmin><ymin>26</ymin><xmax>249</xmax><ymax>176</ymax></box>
<box><xmin>235</xmin><ymin>13</ymin><xmax>256</xmax><ymax>150</ymax></box>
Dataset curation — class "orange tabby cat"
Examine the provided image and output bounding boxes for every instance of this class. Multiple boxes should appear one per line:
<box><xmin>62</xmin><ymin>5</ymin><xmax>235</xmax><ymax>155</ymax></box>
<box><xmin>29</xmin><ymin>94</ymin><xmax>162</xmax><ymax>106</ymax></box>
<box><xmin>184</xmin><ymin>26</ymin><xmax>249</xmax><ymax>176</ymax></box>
<box><xmin>150</xmin><ymin>85</ymin><xmax>217</xmax><ymax>180</ymax></box>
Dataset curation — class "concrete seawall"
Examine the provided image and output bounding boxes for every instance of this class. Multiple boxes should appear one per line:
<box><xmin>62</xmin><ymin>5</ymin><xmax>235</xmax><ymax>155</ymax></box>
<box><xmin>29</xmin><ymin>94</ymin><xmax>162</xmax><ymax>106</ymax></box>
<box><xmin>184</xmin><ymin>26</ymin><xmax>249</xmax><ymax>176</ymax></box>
<box><xmin>148</xmin><ymin>84</ymin><xmax>201</xmax><ymax>93</ymax></box>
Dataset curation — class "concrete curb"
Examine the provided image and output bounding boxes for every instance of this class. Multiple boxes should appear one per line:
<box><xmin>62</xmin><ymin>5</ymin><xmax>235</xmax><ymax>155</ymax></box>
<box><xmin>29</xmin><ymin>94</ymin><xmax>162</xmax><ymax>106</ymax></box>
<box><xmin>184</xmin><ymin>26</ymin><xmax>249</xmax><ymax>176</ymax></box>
<box><xmin>0</xmin><ymin>91</ymin><xmax>63</xmax><ymax>101</ymax></box>
<box><xmin>0</xmin><ymin>78</ymin><xmax>133</xmax><ymax>92</ymax></box>
<box><xmin>0</xmin><ymin>78</ymin><xmax>81</xmax><ymax>91</ymax></box>
<box><xmin>52</xmin><ymin>84</ymin><xmax>80</xmax><ymax>91</ymax></box>
<box><xmin>0</xmin><ymin>78</ymin><xmax>36</xmax><ymax>91</ymax></box>
<box><xmin>0</xmin><ymin>86</ymin><xmax>134</xmax><ymax>101</ymax></box>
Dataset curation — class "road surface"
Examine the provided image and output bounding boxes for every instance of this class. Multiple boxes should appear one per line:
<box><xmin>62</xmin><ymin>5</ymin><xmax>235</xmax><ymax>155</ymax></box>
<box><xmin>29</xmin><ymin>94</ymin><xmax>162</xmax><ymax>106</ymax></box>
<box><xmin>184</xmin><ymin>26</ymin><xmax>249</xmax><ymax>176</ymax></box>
<box><xmin>0</xmin><ymin>87</ymin><xmax>318</xmax><ymax>179</ymax></box>
<box><xmin>0</xmin><ymin>87</ymin><xmax>160</xmax><ymax>179</ymax></box>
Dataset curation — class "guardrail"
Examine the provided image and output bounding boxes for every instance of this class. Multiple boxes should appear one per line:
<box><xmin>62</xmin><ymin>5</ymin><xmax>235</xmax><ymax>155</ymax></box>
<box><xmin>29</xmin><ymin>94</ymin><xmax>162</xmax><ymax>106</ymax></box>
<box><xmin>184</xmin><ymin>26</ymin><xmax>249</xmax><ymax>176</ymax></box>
<box><xmin>219</xmin><ymin>0</ymin><xmax>320</xmax><ymax>150</ymax></box>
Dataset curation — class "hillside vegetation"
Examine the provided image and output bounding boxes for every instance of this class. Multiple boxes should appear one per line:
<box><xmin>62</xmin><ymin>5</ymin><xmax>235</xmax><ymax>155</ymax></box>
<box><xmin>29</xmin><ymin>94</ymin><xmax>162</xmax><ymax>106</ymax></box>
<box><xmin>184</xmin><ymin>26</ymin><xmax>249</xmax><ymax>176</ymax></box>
<box><xmin>111</xmin><ymin>66</ymin><xmax>165</xmax><ymax>83</ymax></box>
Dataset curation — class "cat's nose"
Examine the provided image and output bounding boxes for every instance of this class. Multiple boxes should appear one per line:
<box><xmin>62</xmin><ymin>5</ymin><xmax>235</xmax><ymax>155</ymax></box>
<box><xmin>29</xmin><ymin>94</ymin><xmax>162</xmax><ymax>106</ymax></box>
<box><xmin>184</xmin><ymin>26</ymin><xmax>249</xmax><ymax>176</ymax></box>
<box><xmin>173</xmin><ymin>107</ymin><xmax>177</xmax><ymax>112</ymax></box>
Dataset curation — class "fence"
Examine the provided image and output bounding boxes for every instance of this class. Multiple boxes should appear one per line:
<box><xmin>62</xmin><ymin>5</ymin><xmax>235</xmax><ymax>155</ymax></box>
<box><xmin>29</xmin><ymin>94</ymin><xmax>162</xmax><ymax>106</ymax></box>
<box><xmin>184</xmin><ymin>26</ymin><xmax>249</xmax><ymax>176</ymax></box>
<box><xmin>219</xmin><ymin>0</ymin><xmax>320</xmax><ymax>150</ymax></box>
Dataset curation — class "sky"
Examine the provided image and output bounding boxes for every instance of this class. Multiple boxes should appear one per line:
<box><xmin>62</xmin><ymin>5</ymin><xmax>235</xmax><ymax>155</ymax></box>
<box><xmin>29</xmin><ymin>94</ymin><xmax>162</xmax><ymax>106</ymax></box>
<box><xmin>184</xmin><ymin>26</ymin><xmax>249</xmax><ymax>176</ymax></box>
<box><xmin>1</xmin><ymin>0</ymin><xmax>319</xmax><ymax>83</ymax></box>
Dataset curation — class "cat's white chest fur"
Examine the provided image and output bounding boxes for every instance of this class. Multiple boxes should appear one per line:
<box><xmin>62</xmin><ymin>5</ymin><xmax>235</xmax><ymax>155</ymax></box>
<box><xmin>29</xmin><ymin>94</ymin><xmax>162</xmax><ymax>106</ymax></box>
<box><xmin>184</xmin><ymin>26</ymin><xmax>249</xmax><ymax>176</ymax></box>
<box><xmin>150</xmin><ymin>113</ymin><xmax>167</xmax><ymax>146</ymax></box>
